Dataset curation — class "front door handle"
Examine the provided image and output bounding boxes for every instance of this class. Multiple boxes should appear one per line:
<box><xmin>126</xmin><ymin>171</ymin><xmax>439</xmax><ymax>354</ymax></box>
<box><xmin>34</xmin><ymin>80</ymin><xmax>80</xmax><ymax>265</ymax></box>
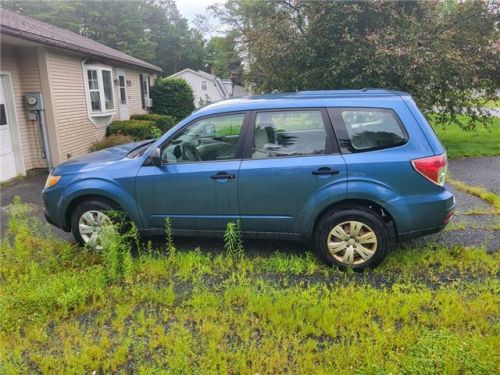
<box><xmin>211</xmin><ymin>172</ymin><xmax>236</xmax><ymax>180</ymax></box>
<box><xmin>312</xmin><ymin>167</ymin><xmax>340</xmax><ymax>176</ymax></box>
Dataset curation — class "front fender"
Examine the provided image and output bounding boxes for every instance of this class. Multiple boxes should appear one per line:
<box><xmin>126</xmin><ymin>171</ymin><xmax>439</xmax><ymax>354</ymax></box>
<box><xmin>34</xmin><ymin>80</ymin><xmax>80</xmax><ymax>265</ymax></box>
<box><xmin>57</xmin><ymin>177</ymin><xmax>142</xmax><ymax>229</ymax></box>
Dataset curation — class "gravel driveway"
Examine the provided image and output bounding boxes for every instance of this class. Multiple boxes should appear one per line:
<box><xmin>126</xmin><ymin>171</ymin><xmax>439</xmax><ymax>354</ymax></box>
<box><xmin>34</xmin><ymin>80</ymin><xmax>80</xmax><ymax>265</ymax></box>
<box><xmin>1</xmin><ymin>163</ymin><xmax>498</xmax><ymax>251</ymax></box>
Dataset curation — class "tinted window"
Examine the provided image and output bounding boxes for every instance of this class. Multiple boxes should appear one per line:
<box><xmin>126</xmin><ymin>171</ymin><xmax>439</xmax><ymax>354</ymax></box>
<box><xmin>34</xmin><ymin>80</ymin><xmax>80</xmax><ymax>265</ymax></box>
<box><xmin>251</xmin><ymin>110</ymin><xmax>327</xmax><ymax>159</ymax></box>
<box><xmin>162</xmin><ymin>114</ymin><xmax>244</xmax><ymax>163</ymax></box>
<box><xmin>340</xmin><ymin>109</ymin><xmax>407</xmax><ymax>151</ymax></box>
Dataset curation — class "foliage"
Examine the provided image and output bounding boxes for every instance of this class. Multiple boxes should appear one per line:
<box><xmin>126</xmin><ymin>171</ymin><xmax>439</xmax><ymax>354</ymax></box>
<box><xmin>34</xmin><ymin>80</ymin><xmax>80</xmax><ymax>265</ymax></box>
<box><xmin>432</xmin><ymin>115</ymin><xmax>500</xmax><ymax>158</ymax></box>
<box><xmin>211</xmin><ymin>0</ymin><xmax>499</xmax><ymax>129</ymax></box>
<box><xmin>3</xmin><ymin>0</ymin><xmax>206</xmax><ymax>75</ymax></box>
<box><xmin>151</xmin><ymin>77</ymin><xmax>195</xmax><ymax>120</ymax></box>
<box><xmin>204</xmin><ymin>33</ymin><xmax>242</xmax><ymax>78</ymax></box>
<box><xmin>223</xmin><ymin>221</ymin><xmax>244</xmax><ymax>259</ymax></box>
<box><xmin>0</xmin><ymin>198</ymin><xmax>499</xmax><ymax>372</ymax></box>
<box><xmin>106</xmin><ymin>120</ymin><xmax>157</xmax><ymax>141</ymax></box>
<box><xmin>164</xmin><ymin>218</ymin><xmax>176</xmax><ymax>256</ymax></box>
<box><xmin>89</xmin><ymin>133</ymin><xmax>134</xmax><ymax>152</ymax></box>
<box><xmin>130</xmin><ymin>113</ymin><xmax>176</xmax><ymax>133</ymax></box>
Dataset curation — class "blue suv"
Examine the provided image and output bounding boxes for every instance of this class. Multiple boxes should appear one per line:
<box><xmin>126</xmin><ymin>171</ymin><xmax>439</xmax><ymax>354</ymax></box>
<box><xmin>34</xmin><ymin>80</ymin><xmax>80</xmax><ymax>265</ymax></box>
<box><xmin>43</xmin><ymin>90</ymin><xmax>455</xmax><ymax>269</ymax></box>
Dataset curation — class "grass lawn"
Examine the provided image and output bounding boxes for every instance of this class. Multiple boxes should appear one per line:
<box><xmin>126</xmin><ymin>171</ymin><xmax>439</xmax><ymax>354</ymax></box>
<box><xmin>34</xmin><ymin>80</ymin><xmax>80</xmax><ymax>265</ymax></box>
<box><xmin>1</xmin><ymin>200</ymin><xmax>499</xmax><ymax>373</ymax></box>
<box><xmin>431</xmin><ymin>115</ymin><xmax>500</xmax><ymax>158</ymax></box>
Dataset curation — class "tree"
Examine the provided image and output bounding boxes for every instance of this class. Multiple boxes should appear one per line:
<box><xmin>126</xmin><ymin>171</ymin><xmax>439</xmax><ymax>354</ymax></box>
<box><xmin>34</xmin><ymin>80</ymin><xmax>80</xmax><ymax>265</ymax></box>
<box><xmin>204</xmin><ymin>34</ymin><xmax>242</xmax><ymax>78</ymax></box>
<box><xmin>211</xmin><ymin>0</ymin><xmax>499</xmax><ymax>128</ymax></box>
<box><xmin>151</xmin><ymin>77</ymin><xmax>195</xmax><ymax>120</ymax></box>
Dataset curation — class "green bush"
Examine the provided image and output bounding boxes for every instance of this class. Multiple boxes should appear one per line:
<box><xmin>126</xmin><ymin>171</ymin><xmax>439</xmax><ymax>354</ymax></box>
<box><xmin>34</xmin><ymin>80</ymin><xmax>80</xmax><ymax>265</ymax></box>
<box><xmin>130</xmin><ymin>113</ymin><xmax>176</xmax><ymax>133</ymax></box>
<box><xmin>107</xmin><ymin>120</ymin><xmax>157</xmax><ymax>141</ymax></box>
<box><xmin>89</xmin><ymin>134</ymin><xmax>134</xmax><ymax>152</ymax></box>
<box><xmin>151</xmin><ymin>77</ymin><xmax>195</xmax><ymax>120</ymax></box>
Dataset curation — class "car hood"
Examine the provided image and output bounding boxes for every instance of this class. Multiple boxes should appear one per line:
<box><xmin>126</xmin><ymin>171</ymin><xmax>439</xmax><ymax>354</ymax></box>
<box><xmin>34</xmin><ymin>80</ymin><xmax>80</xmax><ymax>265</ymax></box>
<box><xmin>52</xmin><ymin>139</ymin><xmax>154</xmax><ymax>175</ymax></box>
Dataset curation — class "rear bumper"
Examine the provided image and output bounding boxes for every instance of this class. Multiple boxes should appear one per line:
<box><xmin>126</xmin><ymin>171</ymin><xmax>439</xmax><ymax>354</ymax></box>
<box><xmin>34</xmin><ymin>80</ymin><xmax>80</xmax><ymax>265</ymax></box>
<box><xmin>393</xmin><ymin>188</ymin><xmax>455</xmax><ymax>240</ymax></box>
<box><xmin>398</xmin><ymin>223</ymin><xmax>447</xmax><ymax>241</ymax></box>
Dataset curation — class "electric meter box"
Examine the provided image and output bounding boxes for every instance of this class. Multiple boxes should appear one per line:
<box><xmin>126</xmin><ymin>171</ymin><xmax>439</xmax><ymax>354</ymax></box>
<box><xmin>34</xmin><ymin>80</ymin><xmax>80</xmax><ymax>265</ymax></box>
<box><xmin>24</xmin><ymin>92</ymin><xmax>44</xmax><ymax>111</ymax></box>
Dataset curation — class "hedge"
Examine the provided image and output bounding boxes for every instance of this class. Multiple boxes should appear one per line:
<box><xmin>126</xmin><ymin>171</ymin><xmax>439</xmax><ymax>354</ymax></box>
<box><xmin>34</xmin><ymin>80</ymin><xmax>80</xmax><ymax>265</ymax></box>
<box><xmin>107</xmin><ymin>120</ymin><xmax>157</xmax><ymax>140</ymax></box>
<box><xmin>129</xmin><ymin>114</ymin><xmax>176</xmax><ymax>133</ymax></box>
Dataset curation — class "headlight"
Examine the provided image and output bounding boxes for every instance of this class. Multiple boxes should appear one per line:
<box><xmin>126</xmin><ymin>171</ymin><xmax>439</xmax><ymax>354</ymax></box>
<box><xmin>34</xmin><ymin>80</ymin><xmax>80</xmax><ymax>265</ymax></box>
<box><xmin>45</xmin><ymin>174</ymin><xmax>61</xmax><ymax>189</ymax></box>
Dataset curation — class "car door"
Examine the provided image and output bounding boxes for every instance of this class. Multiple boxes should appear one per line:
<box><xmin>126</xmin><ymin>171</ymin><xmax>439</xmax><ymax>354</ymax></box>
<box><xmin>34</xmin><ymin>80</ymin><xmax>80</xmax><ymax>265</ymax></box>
<box><xmin>136</xmin><ymin>112</ymin><xmax>248</xmax><ymax>231</ymax></box>
<box><xmin>238</xmin><ymin>108</ymin><xmax>347</xmax><ymax>234</ymax></box>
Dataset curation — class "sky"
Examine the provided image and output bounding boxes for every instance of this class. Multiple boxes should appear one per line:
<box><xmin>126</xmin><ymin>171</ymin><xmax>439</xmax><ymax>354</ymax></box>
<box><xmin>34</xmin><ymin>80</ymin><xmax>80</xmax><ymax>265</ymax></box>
<box><xmin>176</xmin><ymin>0</ymin><xmax>220</xmax><ymax>26</ymax></box>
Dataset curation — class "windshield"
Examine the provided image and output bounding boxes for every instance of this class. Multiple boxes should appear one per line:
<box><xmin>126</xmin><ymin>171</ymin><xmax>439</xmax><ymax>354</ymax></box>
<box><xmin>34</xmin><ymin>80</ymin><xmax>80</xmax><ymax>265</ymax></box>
<box><xmin>127</xmin><ymin>140</ymin><xmax>156</xmax><ymax>158</ymax></box>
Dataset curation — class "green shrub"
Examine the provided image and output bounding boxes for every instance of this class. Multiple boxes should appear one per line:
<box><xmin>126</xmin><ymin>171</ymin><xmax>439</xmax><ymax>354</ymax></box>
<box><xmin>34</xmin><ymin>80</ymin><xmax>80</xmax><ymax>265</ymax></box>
<box><xmin>89</xmin><ymin>133</ymin><xmax>134</xmax><ymax>152</ymax></box>
<box><xmin>151</xmin><ymin>77</ymin><xmax>195</xmax><ymax>120</ymax></box>
<box><xmin>130</xmin><ymin>114</ymin><xmax>176</xmax><ymax>133</ymax></box>
<box><xmin>107</xmin><ymin>120</ymin><xmax>156</xmax><ymax>140</ymax></box>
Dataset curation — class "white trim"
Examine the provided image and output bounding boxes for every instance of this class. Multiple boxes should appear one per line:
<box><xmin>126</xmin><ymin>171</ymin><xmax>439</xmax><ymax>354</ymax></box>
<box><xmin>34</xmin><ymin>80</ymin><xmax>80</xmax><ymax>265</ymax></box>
<box><xmin>115</xmin><ymin>68</ymin><xmax>129</xmax><ymax>120</ymax></box>
<box><xmin>81</xmin><ymin>61</ymin><xmax>115</xmax><ymax>128</ymax></box>
<box><xmin>0</xmin><ymin>71</ymin><xmax>26</xmax><ymax>177</ymax></box>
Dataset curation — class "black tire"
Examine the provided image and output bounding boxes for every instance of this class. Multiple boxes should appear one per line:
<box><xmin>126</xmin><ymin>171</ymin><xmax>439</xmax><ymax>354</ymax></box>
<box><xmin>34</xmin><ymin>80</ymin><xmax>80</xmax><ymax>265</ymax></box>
<box><xmin>314</xmin><ymin>207</ymin><xmax>392</xmax><ymax>270</ymax></box>
<box><xmin>70</xmin><ymin>198</ymin><xmax>119</xmax><ymax>247</ymax></box>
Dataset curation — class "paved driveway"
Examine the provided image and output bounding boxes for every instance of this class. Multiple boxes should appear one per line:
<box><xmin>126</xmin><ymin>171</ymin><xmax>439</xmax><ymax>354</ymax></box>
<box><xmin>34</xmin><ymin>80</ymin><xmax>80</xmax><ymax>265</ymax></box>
<box><xmin>448</xmin><ymin>157</ymin><xmax>500</xmax><ymax>195</ymax></box>
<box><xmin>0</xmin><ymin>172</ymin><xmax>73</xmax><ymax>241</ymax></box>
<box><xmin>1</xmin><ymin>162</ymin><xmax>498</xmax><ymax>251</ymax></box>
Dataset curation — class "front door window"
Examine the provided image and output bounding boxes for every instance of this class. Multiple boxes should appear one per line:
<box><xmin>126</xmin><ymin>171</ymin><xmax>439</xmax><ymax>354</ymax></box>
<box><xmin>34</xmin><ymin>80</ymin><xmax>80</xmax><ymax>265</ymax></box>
<box><xmin>161</xmin><ymin>113</ymin><xmax>245</xmax><ymax>163</ymax></box>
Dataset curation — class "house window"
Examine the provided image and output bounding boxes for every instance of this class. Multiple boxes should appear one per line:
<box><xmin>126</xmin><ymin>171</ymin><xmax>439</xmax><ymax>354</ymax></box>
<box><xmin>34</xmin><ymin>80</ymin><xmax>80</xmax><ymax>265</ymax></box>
<box><xmin>201</xmin><ymin>80</ymin><xmax>207</xmax><ymax>90</ymax></box>
<box><xmin>84</xmin><ymin>66</ymin><xmax>115</xmax><ymax>114</ymax></box>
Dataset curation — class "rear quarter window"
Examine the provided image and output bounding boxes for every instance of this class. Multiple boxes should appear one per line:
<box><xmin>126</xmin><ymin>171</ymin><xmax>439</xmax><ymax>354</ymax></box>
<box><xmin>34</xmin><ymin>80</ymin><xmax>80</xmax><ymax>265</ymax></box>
<box><xmin>330</xmin><ymin>108</ymin><xmax>408</xmax><ymax>153</ymax></box>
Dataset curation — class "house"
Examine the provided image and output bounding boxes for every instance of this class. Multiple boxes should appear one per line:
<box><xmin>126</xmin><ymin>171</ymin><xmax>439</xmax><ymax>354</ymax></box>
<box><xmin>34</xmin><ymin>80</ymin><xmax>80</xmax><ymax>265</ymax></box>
<box><xmin>0</xmin><ymin>9</ymin><xmax>161</xmax><ymax>182</ymax></box>
<box><xmin>168</xmin><ymin>68</ymin><xmax>248</xmax><ymax>108</ymax></box>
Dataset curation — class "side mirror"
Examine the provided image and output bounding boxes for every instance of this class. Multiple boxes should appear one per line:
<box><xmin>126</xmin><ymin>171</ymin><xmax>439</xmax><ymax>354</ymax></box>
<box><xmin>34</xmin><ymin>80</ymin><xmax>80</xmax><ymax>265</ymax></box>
<box><xmin>150</xmin><ymin>147</ymin><xmax>161</xmax><ymax>167</ymax></box>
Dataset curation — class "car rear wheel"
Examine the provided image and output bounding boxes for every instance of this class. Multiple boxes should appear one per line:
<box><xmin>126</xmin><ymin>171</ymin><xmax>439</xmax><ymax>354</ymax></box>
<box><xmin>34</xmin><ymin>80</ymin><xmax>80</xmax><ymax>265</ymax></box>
<box><xmin>314</xmin><ymin>207</ymin><xmax>391</xmax><ymax>270</ymax></box>
<box><xmin>71</xmin><ymin>199</ymin><xmax>117</xmax><ymax>250</ymax></box>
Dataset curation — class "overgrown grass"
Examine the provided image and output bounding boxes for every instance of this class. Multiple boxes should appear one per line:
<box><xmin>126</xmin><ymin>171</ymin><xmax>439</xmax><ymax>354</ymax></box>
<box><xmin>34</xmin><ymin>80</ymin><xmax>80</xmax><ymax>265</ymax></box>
<box><xmin>448</xmin><ymin>176</ymin><xmax>500</xmax><ymax>214</ymax></box>
<box><xmin>1</xmin><ymin>199</ymin><xmax>499</xmax><ymax>373</ymax></box>
<box><xmin>431</xmin><ymin>115</ymin><xmax>500</xmax><ymax>158</ymax></box>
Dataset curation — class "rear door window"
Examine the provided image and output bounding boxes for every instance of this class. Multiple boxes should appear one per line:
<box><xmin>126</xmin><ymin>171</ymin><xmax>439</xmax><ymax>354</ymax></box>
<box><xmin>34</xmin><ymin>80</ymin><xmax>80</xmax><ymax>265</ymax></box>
<box><xmin>250</xmin><ymin>110</ymin><xmax>335</xmax><ymax>159</ymax></box>
<box><xmin>331</xmin><ymin>108</ymin><xmax>407</xmax><ymax>152</ymax></box>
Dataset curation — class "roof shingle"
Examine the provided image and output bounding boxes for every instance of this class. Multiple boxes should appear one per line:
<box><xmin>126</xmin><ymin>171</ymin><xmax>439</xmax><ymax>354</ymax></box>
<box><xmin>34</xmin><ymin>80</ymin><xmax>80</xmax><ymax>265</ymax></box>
<box><xmin>0</xmin><ymin>8</ymin><xmax>161</xmax><ymax>72</ymax></box>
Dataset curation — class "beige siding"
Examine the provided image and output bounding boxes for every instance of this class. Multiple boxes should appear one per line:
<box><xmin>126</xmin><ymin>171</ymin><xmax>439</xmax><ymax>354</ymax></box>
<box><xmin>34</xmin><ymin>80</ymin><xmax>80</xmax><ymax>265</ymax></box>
<box><xmin>46</xmin><ymin>51</ymin><xmax>102</xmax><ymax>161</ymax></box>
<box><xmin>2</xmin><ymin>44</ymin><xmax>156</xmax><ymax>168</ymax></box>
<box><xmin>0</xmin><ymin>46</ymin><xmax>47</xmax><ymax>170</ymax></box>
<box><xmin>126</xmin><ymin>69</ymin><xmax>148</xmax><ymax>116</ymax></box>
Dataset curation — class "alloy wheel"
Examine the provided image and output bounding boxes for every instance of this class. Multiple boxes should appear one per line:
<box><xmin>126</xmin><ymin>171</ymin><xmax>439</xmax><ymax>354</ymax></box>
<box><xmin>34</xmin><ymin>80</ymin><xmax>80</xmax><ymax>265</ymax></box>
<box><xmin>327</xmin><ymin>221</ymin><xmax>378</xmax><ymax>265</ymax></box>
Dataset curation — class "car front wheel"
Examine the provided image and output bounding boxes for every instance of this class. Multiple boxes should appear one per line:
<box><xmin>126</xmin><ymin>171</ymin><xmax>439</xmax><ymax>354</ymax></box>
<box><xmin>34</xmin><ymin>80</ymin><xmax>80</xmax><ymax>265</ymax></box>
<box><xmin>71</xmin><ymin>199</ymin><xmax>117</xmax><ymax>250</ymax></box>
<box><xmin>314</xmin><ymin>207</ymin><xmax>391</xmax><ymax>270</ymax></box>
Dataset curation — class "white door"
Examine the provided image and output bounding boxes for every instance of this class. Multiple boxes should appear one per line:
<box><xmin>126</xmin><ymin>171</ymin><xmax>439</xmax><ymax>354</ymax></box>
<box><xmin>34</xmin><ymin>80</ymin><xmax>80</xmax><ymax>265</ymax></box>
<box><xmin>116</xmin><ymin>69</ymin><xmax>129</xmax><ymax>120</ymax></box>
<box><xmin>0</xmin><ymin>77</ymin><xmax>18</xmax><ymax>182</ymax></box>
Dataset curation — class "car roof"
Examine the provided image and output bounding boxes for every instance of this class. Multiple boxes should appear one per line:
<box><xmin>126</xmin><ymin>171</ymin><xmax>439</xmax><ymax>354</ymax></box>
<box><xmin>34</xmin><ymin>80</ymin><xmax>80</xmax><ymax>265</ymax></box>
<box><xmin>193</xmin><ymin>89</ymin><xmax>411</xmax><ymax>116</ymax></box>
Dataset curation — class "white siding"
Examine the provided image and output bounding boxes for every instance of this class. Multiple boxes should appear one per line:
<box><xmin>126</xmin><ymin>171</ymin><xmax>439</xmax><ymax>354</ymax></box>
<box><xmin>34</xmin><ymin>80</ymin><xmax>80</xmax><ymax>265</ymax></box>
<box><xmin>174</xmin><ymin>71</ymin><xmax>224</xmax><ymax>108</ymax></box>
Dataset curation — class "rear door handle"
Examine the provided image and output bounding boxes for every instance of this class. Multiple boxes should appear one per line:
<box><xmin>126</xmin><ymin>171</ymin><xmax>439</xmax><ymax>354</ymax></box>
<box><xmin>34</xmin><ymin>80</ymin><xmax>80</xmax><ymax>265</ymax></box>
<box><xmin>211</xmin><ymin>172</ymin><xmax>236</xmax><ymax>180</ymax></box>
<box><xmin>312</xmin><ymin>167</ymin><xmax>340</xmax><ymax>176</ymax></box>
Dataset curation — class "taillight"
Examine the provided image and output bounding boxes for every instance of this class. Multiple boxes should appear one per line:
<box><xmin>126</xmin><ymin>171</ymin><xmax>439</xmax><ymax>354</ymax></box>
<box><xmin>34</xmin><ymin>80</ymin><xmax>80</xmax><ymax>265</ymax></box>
<box><xmin>411</xmin><ymin>154</ymin><xmax>447</xmax><ymax>186</ymax></box>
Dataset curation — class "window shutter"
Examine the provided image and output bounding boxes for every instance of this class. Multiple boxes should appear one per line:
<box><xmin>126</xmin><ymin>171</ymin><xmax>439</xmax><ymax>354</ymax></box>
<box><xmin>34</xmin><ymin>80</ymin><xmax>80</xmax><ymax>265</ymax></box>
<box><xmin>147</xmin><ymin>75</ymin><xmax>151</xmax><ymax>98</ymax></box>
<box><xmin>139</xmin><ymin>73</ymin><xmax>145</xmax><ymax>109</ymax></box>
